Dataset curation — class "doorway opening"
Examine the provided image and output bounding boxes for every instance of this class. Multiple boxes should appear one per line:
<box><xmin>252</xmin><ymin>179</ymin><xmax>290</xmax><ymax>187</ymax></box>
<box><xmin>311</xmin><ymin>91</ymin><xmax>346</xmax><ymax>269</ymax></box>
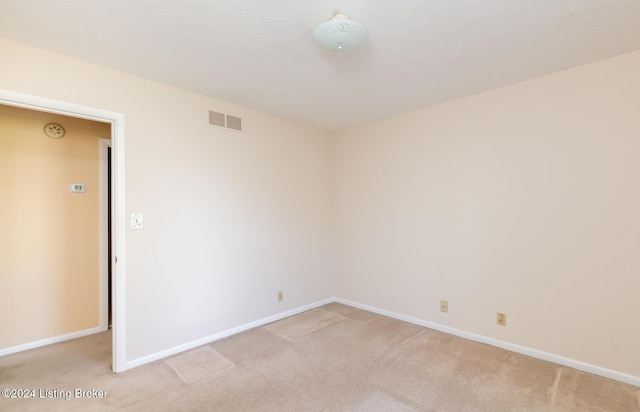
<box><xmin>100</xmin><ymin>138</ymin><xmax>113</xmax><ymax>329</ymax></box>
<box><xmin>0</xmin><ymin>89</ymin><xmax>127</xmax><ymax>372</ymax></box>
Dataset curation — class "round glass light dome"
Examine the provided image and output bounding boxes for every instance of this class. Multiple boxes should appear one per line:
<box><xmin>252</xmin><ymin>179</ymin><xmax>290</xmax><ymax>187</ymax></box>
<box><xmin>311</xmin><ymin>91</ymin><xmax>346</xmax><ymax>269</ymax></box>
<box><xmin>313</xmin><ymin>13</ymin><xmax>368</xmax><ymax>53</ymax></box>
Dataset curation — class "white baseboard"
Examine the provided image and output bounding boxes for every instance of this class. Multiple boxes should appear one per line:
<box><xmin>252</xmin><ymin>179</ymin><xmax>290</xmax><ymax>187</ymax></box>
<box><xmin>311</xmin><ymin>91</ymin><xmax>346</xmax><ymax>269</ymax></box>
<box><xmin>334</xmin><ymin>298</ymin><xmax>640</xmax><ymax>388</ymax></box>
<box><xmin>0</xmin><ymin>326</ymin><xmax>106</xmax><ymax>357</ymax></box>
<box><xmin>4</xmin><ymin>297</ymin><xmax>637</xmax><ymax>388</ymax></box>
<box><xmin>126</xmin><ymin>298</ymin><xmax>334</xmax><ymax>369</ymax></box>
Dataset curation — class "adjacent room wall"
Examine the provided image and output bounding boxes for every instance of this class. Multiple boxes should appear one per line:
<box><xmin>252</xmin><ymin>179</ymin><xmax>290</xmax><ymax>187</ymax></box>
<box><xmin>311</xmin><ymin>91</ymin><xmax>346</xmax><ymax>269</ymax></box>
<box><xmin>0</xmin><ymin>37</ymin><xmax>334</xmax><ymax>362</ymax></box>
<box><xmin>332</xmin><ymin>49</ymin><xmax>640</xmax><ymax>378</ymax></box>
<box><xmin>0</xmin><ymin>105</ymin><xmax>109</xmax><ymax>349</ymax></box>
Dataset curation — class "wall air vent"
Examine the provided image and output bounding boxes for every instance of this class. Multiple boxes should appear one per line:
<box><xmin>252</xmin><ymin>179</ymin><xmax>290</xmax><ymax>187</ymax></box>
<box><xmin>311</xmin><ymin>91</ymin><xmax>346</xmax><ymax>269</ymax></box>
<box><xmin>225</xmin><ymin>115</ymin><xmax>242</xmax><ymax>131</ymax></box>
<box><xmin>208</xmin><ymin>110</ymin><xmax>242</xmax><ymax>132</ymax></box>
<box><xmin>208</xmin><ymin>110</ymin><xmax>226</xmax><ymax>127</ymax></box>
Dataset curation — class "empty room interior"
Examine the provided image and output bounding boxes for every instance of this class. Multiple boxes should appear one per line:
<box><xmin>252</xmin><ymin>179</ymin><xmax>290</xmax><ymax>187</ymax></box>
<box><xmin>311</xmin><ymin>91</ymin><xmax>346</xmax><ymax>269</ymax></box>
<box><xmin>1</xmin><ymin>1</ymin><xmax>640</xmax><ymax>411</ymax></box>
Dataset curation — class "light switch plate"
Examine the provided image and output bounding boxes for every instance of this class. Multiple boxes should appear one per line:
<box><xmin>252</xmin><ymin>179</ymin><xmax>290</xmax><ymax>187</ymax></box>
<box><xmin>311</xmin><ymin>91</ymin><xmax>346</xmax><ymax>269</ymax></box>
<box><xmin>131</xmin><ymin>213</ymin><xmax>143</xmax><ymax>229</ymax></box>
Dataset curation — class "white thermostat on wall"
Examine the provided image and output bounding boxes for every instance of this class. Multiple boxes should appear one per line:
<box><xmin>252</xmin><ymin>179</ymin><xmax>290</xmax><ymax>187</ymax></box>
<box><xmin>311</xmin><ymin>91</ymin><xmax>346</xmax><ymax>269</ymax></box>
<box><xmin>70</xmin><ymin>183</ymin><xmax>87</xmax><ymax>193</ymax></box>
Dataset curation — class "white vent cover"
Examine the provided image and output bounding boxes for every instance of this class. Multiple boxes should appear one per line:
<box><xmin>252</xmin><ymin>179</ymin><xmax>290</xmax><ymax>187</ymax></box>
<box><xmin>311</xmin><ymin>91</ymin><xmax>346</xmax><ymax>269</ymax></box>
<box><xmin>208</xmin><ymin>110</ymin><xmax>225</xmax><ymax>127</ymax></box>
<box><xmin>208</xmin><ymin>110</ymin><xmax>242</xmax><ymax>132</ymax></box>
<box><xmin>225</xmin><ymin>115</ymin><xmax>242</xmax><ymax>131</ymax></box>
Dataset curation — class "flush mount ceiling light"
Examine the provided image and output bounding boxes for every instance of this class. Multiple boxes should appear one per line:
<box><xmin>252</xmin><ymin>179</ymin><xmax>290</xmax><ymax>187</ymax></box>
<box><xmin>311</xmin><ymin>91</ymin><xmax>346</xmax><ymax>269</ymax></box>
<box><xmin>313</xmin><ymin>13</ymin><xmax>368</xmax><ymax>53</ymax></box>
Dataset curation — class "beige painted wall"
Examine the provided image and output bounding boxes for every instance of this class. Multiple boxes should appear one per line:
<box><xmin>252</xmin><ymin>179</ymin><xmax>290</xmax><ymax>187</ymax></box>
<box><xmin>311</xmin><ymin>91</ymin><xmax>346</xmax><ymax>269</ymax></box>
<box><xmin>332</xmin><ymin>49</ymin><xmax>640</xmax><ymax>378</ymax></box>
<box><xmin>0</xmin><ymin>105</ymin><xmax>110</xmax><ymax>349</ymax></box>
<box><xmin>0</xmin><ymin>37</ymin><xmax>333</xmax><ymax>362</ymax></box>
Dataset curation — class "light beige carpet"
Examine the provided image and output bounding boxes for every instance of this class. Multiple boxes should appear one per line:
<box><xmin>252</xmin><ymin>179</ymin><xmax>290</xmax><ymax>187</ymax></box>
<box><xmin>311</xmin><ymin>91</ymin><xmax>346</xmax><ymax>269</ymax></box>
<box><xmin>165</xmin><ymin>346</ymin><xmax>234</xmax><ymax>384</ymax></box>
<box><xmin>1</xmin><ymin>303</ymin><xmax>638</xmax><ymax>411</ymax></box>
<box><xmin>264</xmin><ymin>308</ymin><xmax>346</xmax><ymax>340</ymax></box>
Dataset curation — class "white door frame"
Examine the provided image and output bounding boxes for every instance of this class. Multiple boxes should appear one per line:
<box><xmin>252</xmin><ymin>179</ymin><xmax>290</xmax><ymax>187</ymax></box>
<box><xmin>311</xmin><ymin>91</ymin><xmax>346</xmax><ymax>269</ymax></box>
<box><xmin>0</xmin><ymin>89</ymin><xmax>127</xmax><ymax>373</ymax></box>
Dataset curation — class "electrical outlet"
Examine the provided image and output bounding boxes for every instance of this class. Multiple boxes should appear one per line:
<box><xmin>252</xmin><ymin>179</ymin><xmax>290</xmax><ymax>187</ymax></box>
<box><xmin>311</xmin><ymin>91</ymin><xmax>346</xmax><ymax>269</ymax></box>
<box><xmin>277</xmin><ymin>291</ymin><xmax>283</xmax><ymax>302</ymax></box>
<box><xmin>497</xmin><ymin>312</ymin><xmax>507</xmax><ymax>326</ymax></box>
<box><xmin>440</xmin><ymin>300</ymin><xmax>448</xmax><ymax>313</ymax></box>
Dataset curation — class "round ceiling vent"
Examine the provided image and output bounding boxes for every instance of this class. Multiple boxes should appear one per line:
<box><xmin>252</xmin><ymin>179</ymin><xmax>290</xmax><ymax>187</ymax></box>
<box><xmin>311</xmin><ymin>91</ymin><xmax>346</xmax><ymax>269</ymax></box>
<box><xmin>44</xmin><ymin>123</ymin><xmax>65</xmax><ymax>139</ymax></box>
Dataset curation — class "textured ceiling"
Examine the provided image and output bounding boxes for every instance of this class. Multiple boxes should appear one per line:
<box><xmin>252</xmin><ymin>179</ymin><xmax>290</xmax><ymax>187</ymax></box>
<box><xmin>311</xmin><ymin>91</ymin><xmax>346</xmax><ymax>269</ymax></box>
<box><xmin>1</xmin><ymin>1</ymin><xmax>640</xmax><ymax>131</ymax></box>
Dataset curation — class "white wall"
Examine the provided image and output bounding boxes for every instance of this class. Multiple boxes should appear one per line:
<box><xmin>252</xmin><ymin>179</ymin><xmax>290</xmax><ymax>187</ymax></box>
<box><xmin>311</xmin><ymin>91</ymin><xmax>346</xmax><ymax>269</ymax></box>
<box><xmin>3</xmin><ymin>35</ymin><xmax>640</xmax><ymax>383</ymax></box>
<box><xmin>0</xmin><ymin>37</ymin><xmax>333</xmax><ymax>362</ymax></box>
<box><xmin>332</xmin><ymin>49</ymin><xmax>640</xmax><ymax>379</ymax></box>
